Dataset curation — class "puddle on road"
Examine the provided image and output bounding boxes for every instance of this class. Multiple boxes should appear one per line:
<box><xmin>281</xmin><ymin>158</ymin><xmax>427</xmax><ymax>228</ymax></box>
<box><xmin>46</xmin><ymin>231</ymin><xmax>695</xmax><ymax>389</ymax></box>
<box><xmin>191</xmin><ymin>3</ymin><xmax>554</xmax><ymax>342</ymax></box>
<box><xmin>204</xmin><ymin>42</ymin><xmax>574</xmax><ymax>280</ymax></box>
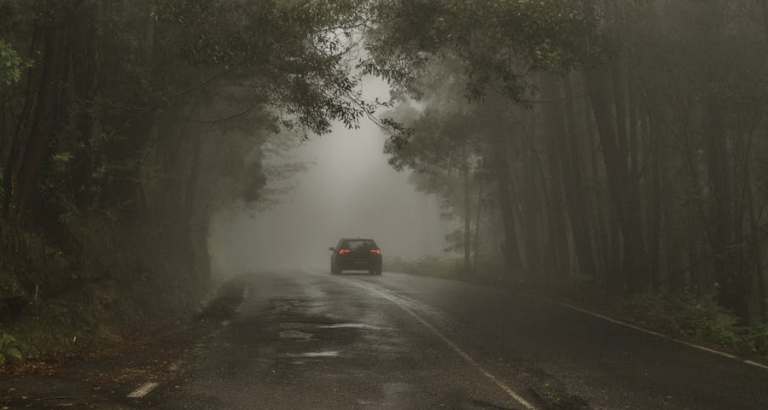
<box><xmin>284</xmin><ymin>351</ymin><xmax>340</xmax><ymax>358</ymax></box>
<box><xmin>356</xmin><ymin>399</ymin><xmax>396</xmax><ymax>407</ymax></box>
<box><xmin>279</xmin><ymin>322</ymin><xmax>320</xmax><ymax>329</ymax></box>
<box><xmin>271</xmin><ymin>300</ymin><xmax>298</xmax><ymax>313</ymax></box>
<box><xmin>319</xmin><ymin>323</ymin><xmax>382</xmax><ymax>330</ymax></box>
<box><xmin>279</xmin><ymin>329</ymin><xmax>315</xmax><ymax>341</ymax></box>
<box><xmin>279</xmin><ymin>322</ymin><xmax>385</xmax><ymax>331</ymax></box>
<box><xmin>353</xmin><ymin>382</ymin><xmax>411</xmax><ymax>408</ymax></box>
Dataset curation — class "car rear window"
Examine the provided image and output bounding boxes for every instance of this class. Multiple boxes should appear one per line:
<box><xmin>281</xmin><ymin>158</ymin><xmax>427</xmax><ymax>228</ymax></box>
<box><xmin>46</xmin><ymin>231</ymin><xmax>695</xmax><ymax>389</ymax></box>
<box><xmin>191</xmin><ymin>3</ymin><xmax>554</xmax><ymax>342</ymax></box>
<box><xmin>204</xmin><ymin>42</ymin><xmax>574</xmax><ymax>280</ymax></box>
<box><xmin>345</xmin><ymin>240</ymin><xmax>377</xmax><ymax>251</ymax></box>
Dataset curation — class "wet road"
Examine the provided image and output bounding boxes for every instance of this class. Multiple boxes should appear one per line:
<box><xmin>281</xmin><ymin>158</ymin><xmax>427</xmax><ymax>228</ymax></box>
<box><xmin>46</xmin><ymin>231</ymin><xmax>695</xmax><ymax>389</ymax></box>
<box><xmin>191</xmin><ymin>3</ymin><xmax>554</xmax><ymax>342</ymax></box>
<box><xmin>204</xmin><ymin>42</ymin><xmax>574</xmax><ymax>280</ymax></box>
<box><xmin>5</xmin><ymin>270</ymin><xmax>768</xmax><ymax>409</ymax></box>
<box><xmin>149</xmin><ymin>270</ymin><xmax>768</xmax><ymax>410</ymax></box>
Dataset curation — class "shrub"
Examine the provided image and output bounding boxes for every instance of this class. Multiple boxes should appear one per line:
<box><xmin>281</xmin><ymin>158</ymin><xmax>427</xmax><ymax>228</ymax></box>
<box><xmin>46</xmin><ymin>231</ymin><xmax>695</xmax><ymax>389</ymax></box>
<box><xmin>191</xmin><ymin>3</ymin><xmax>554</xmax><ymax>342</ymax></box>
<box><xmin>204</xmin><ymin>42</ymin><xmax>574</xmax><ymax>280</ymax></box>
<box><xmin>0</xmin><ymin>328</ymin><xmax>22</xmax><ymax>365</ymax></box>
<box><xmin>668</xmin><ymin>294</ymin><xmax>745</xmax><ymax>350</ymax></box>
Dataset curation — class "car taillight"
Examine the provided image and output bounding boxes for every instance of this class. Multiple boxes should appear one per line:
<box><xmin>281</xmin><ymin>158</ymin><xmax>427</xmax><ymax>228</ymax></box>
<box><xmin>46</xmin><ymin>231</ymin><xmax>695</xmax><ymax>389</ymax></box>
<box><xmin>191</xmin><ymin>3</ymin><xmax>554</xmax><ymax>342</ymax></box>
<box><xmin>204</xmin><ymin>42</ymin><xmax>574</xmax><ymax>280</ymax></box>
<box><xmin>370</xmin><ymin>249</ymin><xmax>381</xmax><ymax>255</ymax></box>
<box><xmin>339</xmin><ymin>249</ymin><xmax>351</xmax><ymax>255</ymax></box>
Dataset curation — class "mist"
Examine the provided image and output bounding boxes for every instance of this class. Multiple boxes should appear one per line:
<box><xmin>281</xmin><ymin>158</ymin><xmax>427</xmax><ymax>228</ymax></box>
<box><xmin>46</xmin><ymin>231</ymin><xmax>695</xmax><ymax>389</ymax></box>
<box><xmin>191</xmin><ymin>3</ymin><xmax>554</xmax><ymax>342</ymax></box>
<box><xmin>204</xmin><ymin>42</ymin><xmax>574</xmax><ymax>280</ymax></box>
<box><xmin>5</xmin><ymin>2</ymin><xmax>768</xmax><ymax>409</ymax></box>
<box><xmin>208</xmin><ymin>76</ymin><xmax>453</xmax><ymax>277</ymax></box>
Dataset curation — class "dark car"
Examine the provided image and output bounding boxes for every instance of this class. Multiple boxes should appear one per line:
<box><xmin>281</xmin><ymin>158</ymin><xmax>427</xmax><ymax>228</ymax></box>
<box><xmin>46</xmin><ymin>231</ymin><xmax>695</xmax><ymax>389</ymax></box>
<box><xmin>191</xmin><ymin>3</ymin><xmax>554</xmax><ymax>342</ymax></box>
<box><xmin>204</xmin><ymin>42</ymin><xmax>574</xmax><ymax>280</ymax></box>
<box><xmin>329</xmin><ymin>238</ymin><xmax>383</xmax><ymax>275</ymax></box>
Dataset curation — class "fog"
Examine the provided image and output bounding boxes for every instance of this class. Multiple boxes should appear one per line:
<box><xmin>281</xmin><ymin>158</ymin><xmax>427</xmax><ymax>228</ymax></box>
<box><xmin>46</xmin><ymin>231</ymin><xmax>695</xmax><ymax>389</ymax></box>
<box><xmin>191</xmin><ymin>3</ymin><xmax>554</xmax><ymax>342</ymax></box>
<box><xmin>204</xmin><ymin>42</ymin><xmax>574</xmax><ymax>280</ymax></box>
<box><xmin>6</xmin><ymin>2</ymin><xmax>768</xmax><ymax>409</ymax></box>
<box><xmin>208</xmin><ymin>77</ymin><xmax>453</xmax><ymax>277</ymax></box>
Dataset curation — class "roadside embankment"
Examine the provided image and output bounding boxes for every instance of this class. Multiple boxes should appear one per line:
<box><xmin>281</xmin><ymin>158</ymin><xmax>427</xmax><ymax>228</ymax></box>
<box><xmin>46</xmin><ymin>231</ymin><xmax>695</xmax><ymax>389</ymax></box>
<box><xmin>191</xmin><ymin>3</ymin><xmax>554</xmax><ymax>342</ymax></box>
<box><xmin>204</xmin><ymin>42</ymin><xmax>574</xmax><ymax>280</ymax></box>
<box><xmin>390</xmin><ymin>256</ymin><xmax>768</xmax><ymax>360</ymax></box>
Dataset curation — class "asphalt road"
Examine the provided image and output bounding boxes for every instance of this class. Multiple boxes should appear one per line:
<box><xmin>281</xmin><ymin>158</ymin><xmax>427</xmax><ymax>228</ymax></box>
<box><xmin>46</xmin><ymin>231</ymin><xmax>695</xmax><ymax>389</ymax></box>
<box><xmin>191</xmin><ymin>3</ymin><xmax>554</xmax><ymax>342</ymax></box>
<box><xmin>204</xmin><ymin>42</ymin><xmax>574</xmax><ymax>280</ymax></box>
<box><xmin>4</xmin><ymin>270</ymin><xmax>768</xmax><ymax>409</ymax></box>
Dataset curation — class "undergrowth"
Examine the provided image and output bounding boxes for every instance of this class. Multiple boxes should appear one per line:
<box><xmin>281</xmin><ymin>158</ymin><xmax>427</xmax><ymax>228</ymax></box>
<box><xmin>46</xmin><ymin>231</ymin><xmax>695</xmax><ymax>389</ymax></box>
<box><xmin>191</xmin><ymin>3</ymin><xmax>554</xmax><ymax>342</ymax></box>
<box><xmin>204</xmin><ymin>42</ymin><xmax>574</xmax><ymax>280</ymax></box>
<box><xmin>391</xmin><ymin>256</ymin><xmax>768</xmax><ymax>357</ymax></box>
<box><xmin>386</xmin><ymin>256</ymin><xmax>462</xmax><ymax>277</ymax></box>
<box><xmin>666</xmin><ymin>294</ymin><xmax>768</xmax><ymax>354</ymax></box>
<box><xmin>385</xmin><ymin>255</ymin><xmax>506</xmax><ymax>281</ymax></box>
<box><xmin>0</xmin><ymin>327</ymin><xmax>22</xmax><ymax>365</ymax></box>
<box><xmin>0</xmin><ymin>215</ymin><xmax>209</xmax><ymax>367</ymax></box>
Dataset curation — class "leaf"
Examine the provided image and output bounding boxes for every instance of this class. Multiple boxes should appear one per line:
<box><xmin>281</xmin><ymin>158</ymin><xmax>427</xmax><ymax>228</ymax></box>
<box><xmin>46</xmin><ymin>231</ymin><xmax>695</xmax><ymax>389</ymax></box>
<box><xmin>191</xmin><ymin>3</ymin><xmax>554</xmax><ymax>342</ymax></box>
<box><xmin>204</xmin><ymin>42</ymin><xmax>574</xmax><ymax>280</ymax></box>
<box><xmin>0</xmin><ymin>38</ymin><xmax>25</xmax><ymax>86</ymax></box>
<box><xmin>6</xmin><ymin>347</ymin><xmax>22</xmax><ymax>363</ymax></box>
<box><xmin>0</xmin><ymin>333</ymin><xmax>15</xmax><ymax>349</ymax></box>
<box><xmin>52</xmin><ymin>152</ymin><xmax>73</xmax><ymax>163</ymax></box>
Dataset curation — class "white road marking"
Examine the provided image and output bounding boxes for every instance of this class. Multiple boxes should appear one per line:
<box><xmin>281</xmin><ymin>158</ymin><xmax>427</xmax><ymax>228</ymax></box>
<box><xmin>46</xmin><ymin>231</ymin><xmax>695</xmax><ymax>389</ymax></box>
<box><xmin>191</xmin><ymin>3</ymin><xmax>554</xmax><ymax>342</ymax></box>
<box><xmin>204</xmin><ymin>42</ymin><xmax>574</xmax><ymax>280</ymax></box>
<box><xmin>279</xmin><ymin>329</ymin><xmax>315</xmax><ymax>340</ymax></box>
<box><xmin>339</xmin><ymin>270</ymin><xmax>768</xmax><ymax>373</ymax></box>
<box><xmin>346</xmin><ymin>279</ymin><xmax>539</xmax><ymax>410</ymax></box>
<box><xmin>744</xmin><ymin>360</ymin><xmax>768</xmax><ymax>371</ymax></box>
<box><xmin>127</xmin><ymin>382</ymin><xmax>159</xmax><ymax>398</ymax></box>
<box><xmin>539</xmin><ymin>297</ymin><xmax>768</xmax><ymax>372</ymax></box>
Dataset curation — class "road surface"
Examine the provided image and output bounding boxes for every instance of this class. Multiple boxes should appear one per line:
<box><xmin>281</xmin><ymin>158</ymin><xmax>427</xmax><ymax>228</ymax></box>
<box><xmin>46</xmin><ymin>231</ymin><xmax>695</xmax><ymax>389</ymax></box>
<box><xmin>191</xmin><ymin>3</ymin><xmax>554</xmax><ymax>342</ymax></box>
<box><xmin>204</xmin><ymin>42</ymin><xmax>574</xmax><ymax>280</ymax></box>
<box><xmin>3</xmin><ymin>270</ymin><xmax>768</xmax><ymax>409</ymax></box>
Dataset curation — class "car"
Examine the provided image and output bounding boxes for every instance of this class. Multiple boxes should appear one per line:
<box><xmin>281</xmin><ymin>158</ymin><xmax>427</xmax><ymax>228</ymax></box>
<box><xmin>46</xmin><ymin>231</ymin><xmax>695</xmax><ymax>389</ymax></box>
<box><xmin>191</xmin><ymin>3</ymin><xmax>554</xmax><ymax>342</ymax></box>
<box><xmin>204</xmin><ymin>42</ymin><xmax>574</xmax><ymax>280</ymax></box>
<box><xmin>329</xmin><ymin>238</ymin><xmax>383</xmax><ymax>275</ymax></box>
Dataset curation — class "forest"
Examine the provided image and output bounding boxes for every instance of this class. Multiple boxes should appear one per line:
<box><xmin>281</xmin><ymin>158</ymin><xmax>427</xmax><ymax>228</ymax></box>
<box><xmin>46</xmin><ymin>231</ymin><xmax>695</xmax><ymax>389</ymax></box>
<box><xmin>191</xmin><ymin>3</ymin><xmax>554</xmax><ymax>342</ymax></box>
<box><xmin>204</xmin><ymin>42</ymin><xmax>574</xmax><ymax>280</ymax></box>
<box><xmin>1</xmin><ymin>0</ymin><xmax>768</xmax><ymax>363</ymax></box>
<box><xmin>374</xmin><ymin>0</ymin><xmax>768</xmax><ymax>332</ymax></box>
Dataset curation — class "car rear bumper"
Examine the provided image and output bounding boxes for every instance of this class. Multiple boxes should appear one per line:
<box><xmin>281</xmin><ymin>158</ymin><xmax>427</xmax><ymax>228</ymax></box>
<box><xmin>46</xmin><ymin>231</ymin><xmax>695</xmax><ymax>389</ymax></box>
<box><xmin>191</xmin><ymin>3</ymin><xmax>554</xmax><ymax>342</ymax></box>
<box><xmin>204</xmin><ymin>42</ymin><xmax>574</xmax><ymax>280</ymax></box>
<box><xmin>337</xmin><ymin>258</ymin><xmax>382</xmax><ymax>270</ymax></box>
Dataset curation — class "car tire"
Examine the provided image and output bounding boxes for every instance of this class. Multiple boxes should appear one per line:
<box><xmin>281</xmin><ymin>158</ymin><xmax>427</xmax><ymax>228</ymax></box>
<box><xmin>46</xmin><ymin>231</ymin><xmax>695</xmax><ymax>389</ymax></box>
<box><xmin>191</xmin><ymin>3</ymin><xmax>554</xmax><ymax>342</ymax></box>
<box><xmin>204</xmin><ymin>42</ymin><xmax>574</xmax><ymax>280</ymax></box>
<box><xmin>370</xmin><ymin>267</ymin><xmax>382</xmax><ymax>275</ymax></box>
<box><xmin>331</xmin><ymin>263</ymin><xmax>341</xmax><ymax>275</ymax></box>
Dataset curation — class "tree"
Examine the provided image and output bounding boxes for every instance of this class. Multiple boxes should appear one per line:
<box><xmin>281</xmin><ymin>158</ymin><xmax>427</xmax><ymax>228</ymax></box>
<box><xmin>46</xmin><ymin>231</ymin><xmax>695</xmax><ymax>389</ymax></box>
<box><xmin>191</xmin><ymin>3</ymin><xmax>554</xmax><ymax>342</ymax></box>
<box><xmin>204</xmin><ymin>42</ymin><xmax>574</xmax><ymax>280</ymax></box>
<box><xmin>368</xmin><ymin>0</ymin><xmax>768</xmax><ymax>324</ymax></box>
<box><xmin>0</xmin><ymin>0</ymin><xmax>384</xmax><ymax>322</ymax></box>
<box><xmin>366</xmin><ymin>0</ymin><xmax>595</xmax><ymax>275</ymax></box>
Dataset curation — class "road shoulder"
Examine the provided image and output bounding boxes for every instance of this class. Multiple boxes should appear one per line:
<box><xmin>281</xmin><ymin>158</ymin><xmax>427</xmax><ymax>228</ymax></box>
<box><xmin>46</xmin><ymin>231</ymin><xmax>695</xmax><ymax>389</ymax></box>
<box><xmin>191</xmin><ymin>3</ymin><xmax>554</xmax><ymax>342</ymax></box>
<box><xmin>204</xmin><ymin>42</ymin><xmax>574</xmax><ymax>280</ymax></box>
<box><xmin>0</xmin><ymin>277</ymin><xmax>250</xmax><ymax>409</ymax></box>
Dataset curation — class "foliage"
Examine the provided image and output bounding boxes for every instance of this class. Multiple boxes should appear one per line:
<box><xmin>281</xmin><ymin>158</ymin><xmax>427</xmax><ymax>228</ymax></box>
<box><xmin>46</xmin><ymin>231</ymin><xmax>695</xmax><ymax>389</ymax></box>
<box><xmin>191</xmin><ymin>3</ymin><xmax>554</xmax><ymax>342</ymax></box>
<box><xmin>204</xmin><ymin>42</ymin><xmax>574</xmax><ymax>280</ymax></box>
<box><xmin>668</xmin><ymin>294</ymin><xmax>744</xmax><ymax>349</ymax></box>
<box><xmin>2</xmin><ymin>0</ymin><xmax>768</xmax><ymax>365</ymax></box>
<box><xmin>364</xmin><ymin>0</ymin><xmax>598</xmax><ymax>102</ymax></box>
<box><xmin>369</xmin><ymin>0</ymin><xmax>768</xmax><ymax>325</ymax></box>
<box><xmin>154</xmin><ymin>0</ymin><xmax>381</xmax><ymax>134</ymax></box>
<box><xmin>750</xmin><ymin>325</ymin><xmax>768</xmax><ymax>354</ymax></box>
<box><xmin>0</xmin><ymin>328</ymin><xmax>22</xmax><ymax>365</ymax></box>
<box><xmin>0</xmin><ymin>38</ymin><xmax>26</xmax><ymax>86</ymax></box>
<box><xmin>0</xmin><ymin>0</ymin><xmax>386</xmax><ymax>360</ymax></box>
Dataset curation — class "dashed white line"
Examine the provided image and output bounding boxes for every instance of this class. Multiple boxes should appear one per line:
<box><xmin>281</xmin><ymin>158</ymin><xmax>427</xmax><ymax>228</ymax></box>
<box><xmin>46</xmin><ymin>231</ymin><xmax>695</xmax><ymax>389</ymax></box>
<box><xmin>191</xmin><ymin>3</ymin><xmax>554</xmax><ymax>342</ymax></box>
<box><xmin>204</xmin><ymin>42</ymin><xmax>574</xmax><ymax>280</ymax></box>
<box><xmin>127</xmin><ymin>382</ymin><xmax>159</xmax><ymax>398</ymax></box>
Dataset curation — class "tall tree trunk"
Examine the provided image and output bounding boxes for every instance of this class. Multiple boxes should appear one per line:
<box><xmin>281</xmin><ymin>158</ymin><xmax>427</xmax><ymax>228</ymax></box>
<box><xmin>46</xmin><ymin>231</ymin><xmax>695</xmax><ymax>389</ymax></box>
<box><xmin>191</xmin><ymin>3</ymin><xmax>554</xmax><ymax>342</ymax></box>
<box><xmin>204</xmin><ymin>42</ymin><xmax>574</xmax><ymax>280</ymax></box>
<box><xmin>184</xmin><ymin>134</ymin><xmax>202</xmax><ymax>221</ymax></box>
<box><xmin>583</xmin><ymin>68</ymin><xmax>649</xmax><ymax>292</ymax></box>
<box><xmin>490</xmin><ymin>129</ymin><xmax>522</xmax><ymax>274</ymax></box>
<box><xmin>521</xmin><ymin>113</ymin><xmax>546</xmax><ymax>274</ymax></box>
<box><xmin>758</xmin><ymin>0</ymin><xmax>768</xmax><ymax>322</ymax></box>
<box><xmin>563</xmin><ymin>73</ymin><xmax>598</xmax><ymax>278</ymax></box>
<box><xmin>11</xmin><ymin>10</ymin><xmax>67</xmax><ymax>222</ymax></box>
<box><xmin>3</xmin><ymin>28</ymin><xmax>44</xmax><ymax>219</ymax></box>
<box><xmin>648</xmin><ymin>114</ymin><xmax>663</xmax><ymax>292</ymax></box>
<box><xmin>761</xmin><ymin>0</ymin><xmax>768</xmax><ymax>48</ymax></box>
<box><xmin>473</xmin><ymin>177</ymin><xmax>483</xmax><ymax>269</ymax></box>
<box><xmin>582</xmin><ymin>83</ymin><xmax>609</xmax><ymax>280</ymax></box>
<box><xmin>705</xmin><ymin>98</ymin><xmax>744</xmax><ymax>315</ymax></box>
<box><xmin>463</xmin><ymin>159</ymin><xmax>472</xmax><ymax>273</ymax></box>
<box><xmin>746</xmin><ymin>160</ymin><xmax>766</xmax><ymax>323</ymax></box>
<box><xmin>540</xmin><ymin>75</ymin><xmax>571</xmax><ymax>277</ymax></box>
